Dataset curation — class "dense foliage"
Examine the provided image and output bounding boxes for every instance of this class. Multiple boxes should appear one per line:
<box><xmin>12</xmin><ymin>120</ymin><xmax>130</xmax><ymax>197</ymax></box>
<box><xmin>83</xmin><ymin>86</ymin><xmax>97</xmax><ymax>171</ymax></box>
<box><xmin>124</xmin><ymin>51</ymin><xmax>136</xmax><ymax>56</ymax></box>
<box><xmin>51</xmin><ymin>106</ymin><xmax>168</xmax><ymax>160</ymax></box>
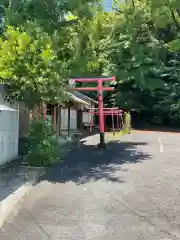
<box><xmin>0</xmin><ymin>0</ymin><xmax>180</xmax><ymax>125</ymax></box>
<box><xmin>0</xmin><ymin>26</ymin><xmax>68</xmax><ymax>107</ymax></box>
<box><xmin>105</xmin><ymin>0</ymin><xmax>180</xmax><ymax>125</ymax></box>
<box><xmin>84</xmin><ymin>0</ymin><xmax>180</xmax><ymax>125</ymax></box>
<box><xmin>0</xmin><ymin>0</ymin><xmax>99</xmax><ymax>107</ymax></box>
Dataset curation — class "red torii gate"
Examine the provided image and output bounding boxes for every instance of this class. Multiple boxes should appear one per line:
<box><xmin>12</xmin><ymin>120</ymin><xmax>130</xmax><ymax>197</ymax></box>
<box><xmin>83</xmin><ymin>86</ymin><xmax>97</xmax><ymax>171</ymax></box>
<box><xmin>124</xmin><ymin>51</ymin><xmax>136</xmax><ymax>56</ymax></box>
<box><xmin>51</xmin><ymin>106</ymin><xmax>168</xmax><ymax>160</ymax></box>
<box><xmin>69</xmin><ymin>76</ymin><xmax>115</xmax><ymax>149</ymax></box>
<box><xmin>88</xmin><ymin>108</ymin><xmax>123</xmax><ymax>135</ymax></box>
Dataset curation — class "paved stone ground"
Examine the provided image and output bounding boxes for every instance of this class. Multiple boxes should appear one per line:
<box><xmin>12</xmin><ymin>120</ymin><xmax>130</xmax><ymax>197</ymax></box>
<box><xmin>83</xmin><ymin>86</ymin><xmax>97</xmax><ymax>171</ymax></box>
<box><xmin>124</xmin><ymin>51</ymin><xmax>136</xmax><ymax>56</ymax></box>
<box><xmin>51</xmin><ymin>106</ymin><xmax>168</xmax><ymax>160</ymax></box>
<box><xmin>0</xmin><ymin>160</ymin><xmax>44</xmax><ymax>228</ymax></box>
<box><xmin>0</xmin><ymin>162</ymin><xmax>40</xmax><ymax>202</ymax></box>
<box><xmin>1</xmin><ymin>131</ymin><xmax>180</xmax><ymax>240</ymax></box>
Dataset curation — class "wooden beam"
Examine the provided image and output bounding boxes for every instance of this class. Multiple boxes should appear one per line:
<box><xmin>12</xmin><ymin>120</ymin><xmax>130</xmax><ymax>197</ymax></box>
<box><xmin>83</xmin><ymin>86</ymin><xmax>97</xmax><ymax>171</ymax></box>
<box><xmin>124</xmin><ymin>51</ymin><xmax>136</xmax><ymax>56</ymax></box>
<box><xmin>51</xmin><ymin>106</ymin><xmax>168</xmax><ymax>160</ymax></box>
<box><xmin>68</xmin><ymin>105</ymin><xmax>71</xmax><ymax>138</ymax></box>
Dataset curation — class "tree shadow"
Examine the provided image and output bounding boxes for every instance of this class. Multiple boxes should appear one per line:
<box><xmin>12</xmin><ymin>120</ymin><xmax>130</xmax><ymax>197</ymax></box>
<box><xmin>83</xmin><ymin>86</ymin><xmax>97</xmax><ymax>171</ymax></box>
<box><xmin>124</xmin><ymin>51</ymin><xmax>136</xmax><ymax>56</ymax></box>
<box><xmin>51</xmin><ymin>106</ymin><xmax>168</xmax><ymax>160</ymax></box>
<box><xmin>40</xmin><ymin>138</ymin><xmax>151</xmax><ymax>185</ymax></box>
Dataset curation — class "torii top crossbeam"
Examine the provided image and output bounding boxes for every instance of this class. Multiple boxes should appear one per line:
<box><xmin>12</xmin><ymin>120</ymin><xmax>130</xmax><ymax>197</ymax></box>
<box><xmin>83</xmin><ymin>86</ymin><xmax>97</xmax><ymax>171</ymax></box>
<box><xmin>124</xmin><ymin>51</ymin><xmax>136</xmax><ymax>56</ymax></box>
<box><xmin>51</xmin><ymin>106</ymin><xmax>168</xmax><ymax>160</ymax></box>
<box><xmin>88</xmin><ymin>108</ymin><xmax>123</xmax><ymax>134</ymax></box>
<box><xmin>88</xmin><ymin>110</ymin><xmax>122</xmax><ymax>115</ymax></box>
<box><xmin>88</xmin><ymin>108</ymin><xmax>122</xmax><ymax>116</ymax></box>
<box><xmin>88</xmin><ymin>107</ymin><xmax>119</xmax><ymax>110</ymax></box>
<box><xmin>71</xmin><ymin>76</ymin><xmax>116</xmax><ymax>82</ymax></box>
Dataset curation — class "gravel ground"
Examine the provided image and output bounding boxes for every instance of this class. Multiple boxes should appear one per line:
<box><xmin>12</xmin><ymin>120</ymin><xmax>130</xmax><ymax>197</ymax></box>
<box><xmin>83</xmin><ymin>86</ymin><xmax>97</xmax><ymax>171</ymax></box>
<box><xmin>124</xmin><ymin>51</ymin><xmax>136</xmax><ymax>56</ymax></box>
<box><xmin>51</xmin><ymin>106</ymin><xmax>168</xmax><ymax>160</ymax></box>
<box><xmin>1</xmin><ymin>131</ymin><xmax>180</xmax><ymax>240</ymax></box>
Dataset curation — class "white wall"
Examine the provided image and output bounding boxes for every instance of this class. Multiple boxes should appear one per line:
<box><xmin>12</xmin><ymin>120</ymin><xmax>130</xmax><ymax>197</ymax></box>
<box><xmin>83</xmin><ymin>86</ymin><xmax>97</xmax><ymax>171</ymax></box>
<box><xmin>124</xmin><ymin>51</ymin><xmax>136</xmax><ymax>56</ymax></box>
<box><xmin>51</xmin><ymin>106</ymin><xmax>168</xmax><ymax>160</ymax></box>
<box><xmin>0</xmin><ymin>90</ymin><xmax>19</xmax><ymax>166</ymax></box>
<box><xmin>0</xmin><ymin>111</ymin><xmax>19</xmax><ymax>166</ymax></box>
<box><xmin>82</xmin><ymin>112</ymin><xmax>94</xmax><ymax>126</ymax></box>
<box><xmin>61</xmin><ymin>108</ymin><xmax>77</xmax><ymax>130</ymax></box>
<box><xmin>82</xmin><ymin>103</ymin><xmax>95</xmax><ymax>126</ymax></box>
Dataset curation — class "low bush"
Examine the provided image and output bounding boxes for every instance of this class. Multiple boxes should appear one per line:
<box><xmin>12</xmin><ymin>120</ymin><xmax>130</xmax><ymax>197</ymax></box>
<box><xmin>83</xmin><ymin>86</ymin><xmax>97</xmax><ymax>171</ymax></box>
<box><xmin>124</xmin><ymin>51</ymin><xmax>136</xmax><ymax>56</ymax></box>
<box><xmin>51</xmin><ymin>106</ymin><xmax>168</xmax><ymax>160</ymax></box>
<box><xmin>22</xmin><ymin>119</ymin><xmax>61</xmax><ymax>167</ymax></box>
<box><xmin>123</xmin><ymin>112</ymin><xmax>131</xmax><ymax>134</ymax></box>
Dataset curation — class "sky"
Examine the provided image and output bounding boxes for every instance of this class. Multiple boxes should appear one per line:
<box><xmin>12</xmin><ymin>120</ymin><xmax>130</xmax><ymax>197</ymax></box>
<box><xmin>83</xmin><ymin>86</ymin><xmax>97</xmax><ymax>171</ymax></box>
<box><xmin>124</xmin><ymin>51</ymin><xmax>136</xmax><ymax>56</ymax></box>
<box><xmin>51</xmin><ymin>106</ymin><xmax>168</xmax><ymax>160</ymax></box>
<box><xmin>103</xmin><ymin>0</ymin><xmax>113</xmax><ymax>12</ymax></box>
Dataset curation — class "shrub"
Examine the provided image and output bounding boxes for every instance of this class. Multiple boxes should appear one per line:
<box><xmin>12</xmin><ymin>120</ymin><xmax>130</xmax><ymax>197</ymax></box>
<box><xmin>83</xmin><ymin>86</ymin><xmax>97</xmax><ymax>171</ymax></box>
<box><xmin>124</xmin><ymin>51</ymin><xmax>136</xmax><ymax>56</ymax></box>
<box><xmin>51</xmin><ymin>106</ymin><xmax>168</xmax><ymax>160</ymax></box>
<box><xmin>22</xmin><ymin>119</ymin><xmax>61</xmax><ymax>167</ymax></box>
<box><xmin>123</xmin><ymin>112</ymin><xmax>131</xmax><ymax>133</ymax></box>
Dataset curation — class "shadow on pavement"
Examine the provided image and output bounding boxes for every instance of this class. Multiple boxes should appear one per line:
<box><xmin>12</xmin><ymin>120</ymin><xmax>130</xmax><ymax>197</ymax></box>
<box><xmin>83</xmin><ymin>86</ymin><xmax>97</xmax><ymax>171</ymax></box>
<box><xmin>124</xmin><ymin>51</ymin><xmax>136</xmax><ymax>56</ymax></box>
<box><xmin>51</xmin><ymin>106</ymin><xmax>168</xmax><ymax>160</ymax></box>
<box><xmin>40</xmin><ymin>140</ymin><xmax>151</xmax><ymax>185</ymax></box>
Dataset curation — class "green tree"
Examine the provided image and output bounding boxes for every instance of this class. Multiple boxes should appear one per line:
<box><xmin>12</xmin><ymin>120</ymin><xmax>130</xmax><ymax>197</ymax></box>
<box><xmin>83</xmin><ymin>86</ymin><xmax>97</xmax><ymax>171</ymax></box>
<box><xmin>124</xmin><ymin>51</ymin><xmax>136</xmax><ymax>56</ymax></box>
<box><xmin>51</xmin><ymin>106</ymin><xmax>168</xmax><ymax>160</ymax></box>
<box><xmin>0</xmin><ymin>1</ymin><xmax>102</xmax><ymax>108</ymax></box>
<box><xmin>100</xmin><ymin>0</ymin><xmax>180</xmax><ymax>124</ymax></box>
<box><xmin>0</xmin><ymin>0</ymin><xmax>99</xmax><ymax>32</ymax></box>
<box><xmin>0</xmin><ymin>26</ymin><xmax>68</xmax><ymax>108</ymax></box>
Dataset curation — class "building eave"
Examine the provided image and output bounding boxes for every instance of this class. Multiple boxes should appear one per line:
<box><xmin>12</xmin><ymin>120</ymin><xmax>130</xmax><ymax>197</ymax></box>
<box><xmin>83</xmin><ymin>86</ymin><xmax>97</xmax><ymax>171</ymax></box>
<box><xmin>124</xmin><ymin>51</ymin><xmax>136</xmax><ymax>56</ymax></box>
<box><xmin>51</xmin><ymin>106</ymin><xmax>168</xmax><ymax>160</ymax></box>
<box><xmin>67</xmin><ymin>91</ymin><xmax>97</xmax><ymax>106</ymax></box>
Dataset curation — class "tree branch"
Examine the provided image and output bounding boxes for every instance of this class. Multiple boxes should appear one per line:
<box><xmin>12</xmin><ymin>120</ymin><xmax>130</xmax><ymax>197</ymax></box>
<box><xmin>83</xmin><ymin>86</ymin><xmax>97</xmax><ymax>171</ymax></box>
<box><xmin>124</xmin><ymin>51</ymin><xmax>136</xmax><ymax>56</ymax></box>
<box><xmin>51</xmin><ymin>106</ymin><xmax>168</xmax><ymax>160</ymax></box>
<box><xmin>176</xmin><ymin>9</ymin><xmax>180</xmax><ymax>18</ymax></box>
<box><xmin>112</xmin><ymin>7</ymin><xmax>124</xmax><ymax>14</ymax></box>
<box><xmin>165</xmin><ymin>0</ymin><xmax>180</xmax><ymax>31</ymax></box>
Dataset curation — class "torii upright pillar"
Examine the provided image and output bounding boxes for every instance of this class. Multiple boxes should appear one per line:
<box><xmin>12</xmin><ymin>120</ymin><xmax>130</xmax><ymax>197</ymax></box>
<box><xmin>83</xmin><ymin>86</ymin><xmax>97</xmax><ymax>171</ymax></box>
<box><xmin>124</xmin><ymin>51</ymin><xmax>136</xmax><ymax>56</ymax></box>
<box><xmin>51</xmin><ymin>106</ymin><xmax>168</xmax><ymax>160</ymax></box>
<box><xmin>70</xmin><ymin>77</ymin><xmax>115</xmax><ymax>149</ymax></box>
